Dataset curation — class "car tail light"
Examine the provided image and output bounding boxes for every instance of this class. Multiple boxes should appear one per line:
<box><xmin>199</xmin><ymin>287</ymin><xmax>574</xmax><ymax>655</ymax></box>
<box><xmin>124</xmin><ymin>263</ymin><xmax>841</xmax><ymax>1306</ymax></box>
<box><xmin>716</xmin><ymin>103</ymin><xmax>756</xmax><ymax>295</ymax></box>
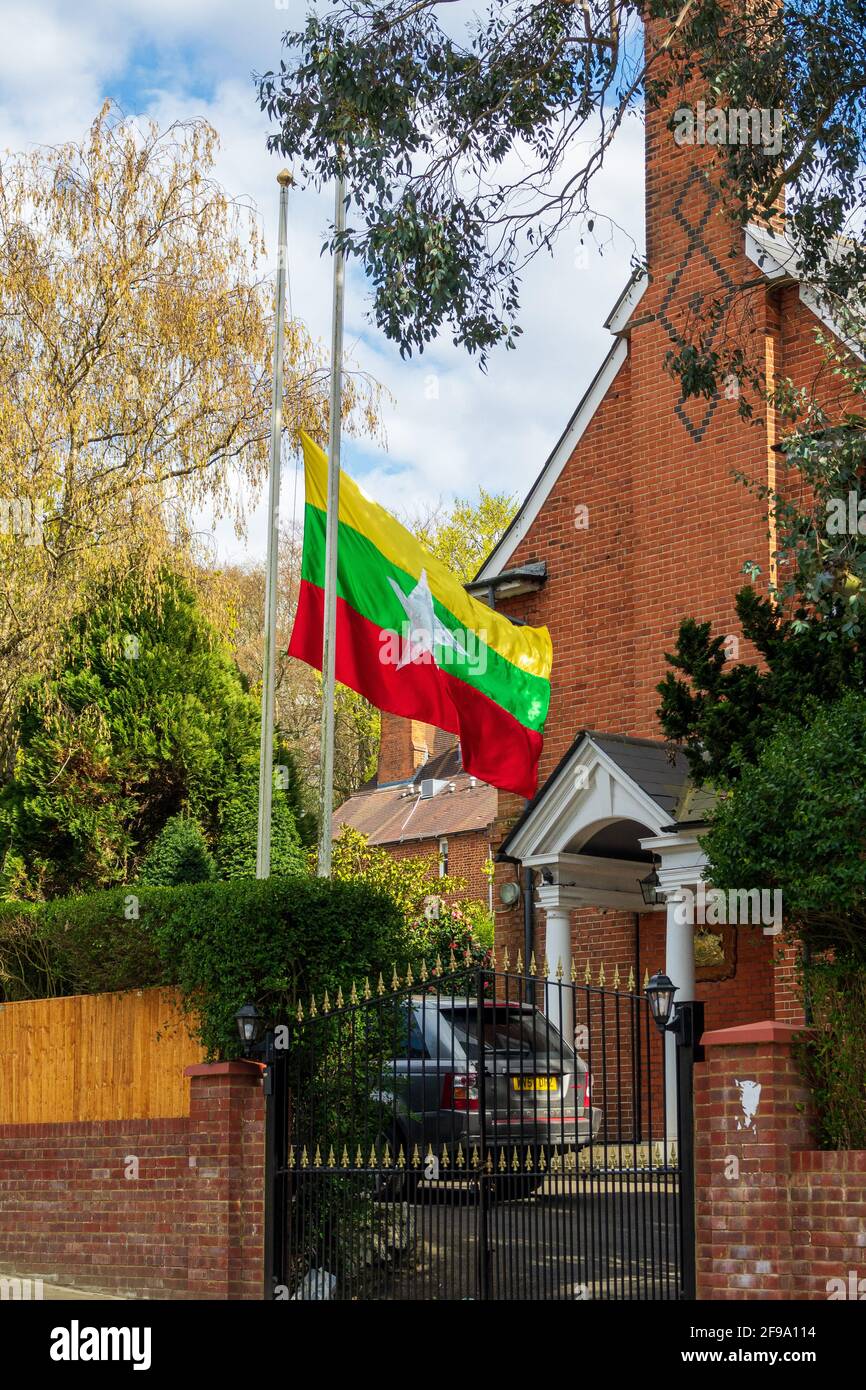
<box><xmin>583</xmin><ymin>1075</ymin><xmax>591</xmax><ymax>1111</ymax></box>
<box><xmin>441</xmin><ymin>1071</ymin><xmax>479</xmax><ymax>1112</ymax></box>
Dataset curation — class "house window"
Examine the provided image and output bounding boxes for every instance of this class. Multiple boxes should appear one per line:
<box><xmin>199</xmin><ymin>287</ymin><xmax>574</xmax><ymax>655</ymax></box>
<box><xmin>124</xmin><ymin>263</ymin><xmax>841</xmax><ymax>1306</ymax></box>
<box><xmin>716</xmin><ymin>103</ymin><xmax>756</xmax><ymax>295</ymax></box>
<box><xmin>438</xmin><ymin>838</ymin><xmax>449</xmax><ymax>877</ymax></box>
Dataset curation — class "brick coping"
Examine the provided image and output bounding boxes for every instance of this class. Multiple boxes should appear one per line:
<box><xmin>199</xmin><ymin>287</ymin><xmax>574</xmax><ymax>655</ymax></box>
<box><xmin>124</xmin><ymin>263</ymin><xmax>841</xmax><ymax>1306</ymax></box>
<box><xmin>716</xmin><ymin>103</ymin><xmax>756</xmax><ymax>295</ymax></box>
<box><xmin>183</xmin><ymin>1060</ymin><xmax>264</xmax><ymax>1078</ymax></box>
<box><xmin>700</xmin><ymin>1018</ymin><xmax>811</xmax><ymax>1047</ymax></box>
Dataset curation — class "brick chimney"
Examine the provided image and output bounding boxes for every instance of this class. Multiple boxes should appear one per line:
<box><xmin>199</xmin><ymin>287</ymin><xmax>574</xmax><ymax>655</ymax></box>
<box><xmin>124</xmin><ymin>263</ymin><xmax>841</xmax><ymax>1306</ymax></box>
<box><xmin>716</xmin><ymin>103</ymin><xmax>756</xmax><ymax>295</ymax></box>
<box><xmin>376</xmin><ymin>714</ymin><xmax>451</xmax><ymax>785</ymax></box>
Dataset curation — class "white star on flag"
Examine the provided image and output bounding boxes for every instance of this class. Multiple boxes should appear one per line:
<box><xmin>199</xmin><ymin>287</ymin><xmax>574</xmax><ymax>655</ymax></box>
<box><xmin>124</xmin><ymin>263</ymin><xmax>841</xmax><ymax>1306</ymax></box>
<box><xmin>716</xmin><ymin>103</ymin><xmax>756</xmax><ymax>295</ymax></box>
<box><xmin>388</xmin><ymin>569</ymin><xmax>468</xmax><ymax>668</ymax></box>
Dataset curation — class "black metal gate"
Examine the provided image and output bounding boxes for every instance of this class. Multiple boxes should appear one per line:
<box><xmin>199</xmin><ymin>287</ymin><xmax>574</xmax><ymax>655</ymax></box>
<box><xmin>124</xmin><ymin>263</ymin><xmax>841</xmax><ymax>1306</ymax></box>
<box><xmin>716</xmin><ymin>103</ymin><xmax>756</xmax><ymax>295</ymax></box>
<box><xmin>265</xmin><ymin>961</ymin><xmax>697</xmax><ymax>1301</ymax></box>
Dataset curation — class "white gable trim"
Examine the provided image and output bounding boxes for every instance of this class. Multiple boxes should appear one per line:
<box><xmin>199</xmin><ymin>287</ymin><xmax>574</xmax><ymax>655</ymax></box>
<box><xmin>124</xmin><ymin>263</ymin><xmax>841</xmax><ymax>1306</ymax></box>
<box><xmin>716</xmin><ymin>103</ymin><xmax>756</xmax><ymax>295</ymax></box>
<box><xmin>475</xmin><ymin>338</ymin><xmax>628</xmax><ymax>581</ymax></box>
<box><xmin>745</xmin><ymin>222</ymin><xmax>864</xmax><ymax>361</ymax></box>
<box><xmin>604</xmin><ymin>267</ymin><xmax>648</xmax><ymax>336</ymax></box>
<box><xmin>504</xmin><ymin>734</ymin><xmax>669</xmax><ymax>861</ymax></box>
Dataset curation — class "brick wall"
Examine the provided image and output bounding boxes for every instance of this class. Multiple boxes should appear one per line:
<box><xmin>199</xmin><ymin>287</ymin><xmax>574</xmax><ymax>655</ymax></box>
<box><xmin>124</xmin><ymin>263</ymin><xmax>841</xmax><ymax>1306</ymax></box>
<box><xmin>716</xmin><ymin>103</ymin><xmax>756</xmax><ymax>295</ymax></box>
<box><xmin>385</xmin><ymin>827</ymin><xmax>493</xmax><ymax>907</ymax></box>
<box><xmin>0</xmin><ymin>1061</ymin><xmax>265</xmax><ymax>1299</ymax></box>
<box><xmin>695</xmin><ymin>1020</ymin><xmax>866</xmax><ymax>1299</ymax></box>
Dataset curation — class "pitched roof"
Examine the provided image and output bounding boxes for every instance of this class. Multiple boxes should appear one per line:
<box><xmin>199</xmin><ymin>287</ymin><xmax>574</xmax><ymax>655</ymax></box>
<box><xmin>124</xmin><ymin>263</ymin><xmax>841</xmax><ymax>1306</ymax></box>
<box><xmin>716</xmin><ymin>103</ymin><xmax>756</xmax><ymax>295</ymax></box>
<box><xmin>333</xmin><ymin>746</ymin><xmax>497</xmax><ymax>846</ymax></box>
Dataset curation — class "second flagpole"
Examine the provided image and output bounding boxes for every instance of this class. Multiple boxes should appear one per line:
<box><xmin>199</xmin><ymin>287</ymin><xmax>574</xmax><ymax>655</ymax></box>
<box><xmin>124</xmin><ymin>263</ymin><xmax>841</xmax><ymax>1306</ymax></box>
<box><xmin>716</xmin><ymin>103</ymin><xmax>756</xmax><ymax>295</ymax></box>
<box><xmin>316</xmin><ymin>171</ymin><xmax>347</xmax><ymax>877</ymax></box>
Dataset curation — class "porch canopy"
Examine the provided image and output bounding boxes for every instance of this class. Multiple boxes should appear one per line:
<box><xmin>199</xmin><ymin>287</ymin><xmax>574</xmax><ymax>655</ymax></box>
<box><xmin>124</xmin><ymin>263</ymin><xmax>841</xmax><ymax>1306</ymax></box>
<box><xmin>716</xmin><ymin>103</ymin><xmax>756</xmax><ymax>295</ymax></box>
<box><xmin>498</xmin><ymin>731</ymin><xmax>713</xmax><ymax>1057</ymax></box>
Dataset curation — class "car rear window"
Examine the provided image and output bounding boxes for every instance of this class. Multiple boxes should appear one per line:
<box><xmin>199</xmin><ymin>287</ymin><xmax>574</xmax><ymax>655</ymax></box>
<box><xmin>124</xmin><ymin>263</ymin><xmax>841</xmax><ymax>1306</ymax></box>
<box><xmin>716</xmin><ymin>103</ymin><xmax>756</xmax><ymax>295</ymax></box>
<box><xmin>442</xmin><ymin>1007</ymin><xmax>576</xmax><ymax>1067</ymax></box>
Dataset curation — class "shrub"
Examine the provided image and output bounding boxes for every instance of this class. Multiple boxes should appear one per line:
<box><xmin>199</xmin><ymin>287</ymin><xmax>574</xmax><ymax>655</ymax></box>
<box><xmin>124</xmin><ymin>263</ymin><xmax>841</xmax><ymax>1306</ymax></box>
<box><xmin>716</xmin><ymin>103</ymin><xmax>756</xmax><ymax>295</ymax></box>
<box><xmin>152</xmin><ymin>875</ymin><xmax>406</xmax><ymax>1057</ymax></box>
<box><xmin>703</xmin><ymin>691</ymin><xmax>866</xmax><ymax>962</ymax></box>
<box><xmin>795</xmin><ymin>956</ymin><xmax>866</xmax><ymax>1150</ymax></box>
<box><xmin>216</xmin><ymin>771</ymin><xmax>305</xmax><ymax>879</ymax></box>
<box><xmin>138</xmin><ymin>816</ymin><xmax>216</xmax><ymax>886</ymax></box>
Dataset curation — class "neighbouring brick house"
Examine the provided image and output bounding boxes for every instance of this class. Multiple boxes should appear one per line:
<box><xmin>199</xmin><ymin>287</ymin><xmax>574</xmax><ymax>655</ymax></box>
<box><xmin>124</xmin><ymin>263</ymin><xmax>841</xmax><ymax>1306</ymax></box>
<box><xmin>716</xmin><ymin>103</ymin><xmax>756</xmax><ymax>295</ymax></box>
<box><xmin>348</xmin><ymin>32</ymin><xmax>859</xmax><ymax>1051</ymax></box>
<box><xmin>333</xmin><ymin>716</ymin><xmax>497</xmax><ymax>908</ymax></box>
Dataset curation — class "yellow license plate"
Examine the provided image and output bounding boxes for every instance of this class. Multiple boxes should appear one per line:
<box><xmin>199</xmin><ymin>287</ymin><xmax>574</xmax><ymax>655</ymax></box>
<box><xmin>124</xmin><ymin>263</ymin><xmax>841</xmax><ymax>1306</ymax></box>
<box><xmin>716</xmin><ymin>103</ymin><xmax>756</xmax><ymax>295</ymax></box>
<box><xmin>512</xmin><ymin>1076</ymin><xmax>558</xmax><ymax>1092</ymax></box>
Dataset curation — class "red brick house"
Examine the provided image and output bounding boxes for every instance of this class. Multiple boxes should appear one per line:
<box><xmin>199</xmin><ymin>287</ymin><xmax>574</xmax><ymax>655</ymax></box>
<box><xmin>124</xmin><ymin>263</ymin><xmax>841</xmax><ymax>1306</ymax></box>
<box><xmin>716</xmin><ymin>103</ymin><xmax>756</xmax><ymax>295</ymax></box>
<box><xmin>334</xmin><ymin>43</ymin><xmax>857</xmax><ymax>1076</ymax></box>
<box><xmin>333</xmin><ymin>717</ymin><xmax>497</xmax><ymax>908</ymax></box>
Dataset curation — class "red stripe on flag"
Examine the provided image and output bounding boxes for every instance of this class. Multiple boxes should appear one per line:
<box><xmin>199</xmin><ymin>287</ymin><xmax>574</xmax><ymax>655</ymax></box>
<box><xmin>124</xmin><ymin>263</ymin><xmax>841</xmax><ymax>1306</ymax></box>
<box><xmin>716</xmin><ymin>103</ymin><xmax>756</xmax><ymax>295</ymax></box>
<box><xmin>289</xmin><ymin>580</ymin><xmax>543</xmax><ymax>799</ymax></box>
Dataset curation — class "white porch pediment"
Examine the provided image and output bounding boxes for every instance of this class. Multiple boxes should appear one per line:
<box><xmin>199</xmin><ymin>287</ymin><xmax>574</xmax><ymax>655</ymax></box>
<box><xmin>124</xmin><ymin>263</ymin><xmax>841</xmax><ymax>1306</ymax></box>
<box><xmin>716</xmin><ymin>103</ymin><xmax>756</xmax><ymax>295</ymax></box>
<box><xmin>500</xmin><ymin>732</ymin><xmax>708</xmax><ymax>913</ymax></box>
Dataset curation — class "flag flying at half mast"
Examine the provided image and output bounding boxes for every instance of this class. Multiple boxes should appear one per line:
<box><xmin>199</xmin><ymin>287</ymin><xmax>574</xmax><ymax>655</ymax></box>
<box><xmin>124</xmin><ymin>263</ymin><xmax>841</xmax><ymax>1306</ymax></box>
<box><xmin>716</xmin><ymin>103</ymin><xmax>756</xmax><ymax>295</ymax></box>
<box><xmin>288</xmin><ymin>433</ymin><xmax>553</xmax><ymax>798</ymax></box>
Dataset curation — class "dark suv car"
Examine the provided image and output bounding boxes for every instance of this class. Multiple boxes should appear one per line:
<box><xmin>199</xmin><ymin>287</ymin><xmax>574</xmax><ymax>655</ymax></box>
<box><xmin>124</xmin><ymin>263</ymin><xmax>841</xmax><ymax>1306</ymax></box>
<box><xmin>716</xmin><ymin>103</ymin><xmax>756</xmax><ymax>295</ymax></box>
<box><xmin>373</xmin><ymin>996</ymin><xmax>602</xmax><ymax>1181</ymax></box>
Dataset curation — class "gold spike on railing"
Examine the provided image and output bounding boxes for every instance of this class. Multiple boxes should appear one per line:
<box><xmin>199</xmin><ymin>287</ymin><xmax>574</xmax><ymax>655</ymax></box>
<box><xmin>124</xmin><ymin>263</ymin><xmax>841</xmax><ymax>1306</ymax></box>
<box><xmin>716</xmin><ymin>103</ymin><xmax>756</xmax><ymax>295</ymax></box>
<box><xmin>383</xmin><ymin>1142</ymin><xmax>392</xmax><ymax>1168</ymax></box>
<box><xmin>538</xmin><ymin>1146</ymin><xmax>547</xmax><ymax>1172</ymax></box>
<box><xmin>368</xmin><ymin>1144</ymin><xmax>378</xmax><ymax>1168</ymax></box>
<box><xmin>363</xmin><ymin>977</ymin><xmax>372</xmax><ymax>1001</ymax></box>
<box><xmin>627</xmin><ymin>966</ymin><xmax>635</xmax><ymax>993</ymax></box>
<box><xmin>511</xmin><ymin>1148</ymin><xmax>520</xmax><ymax>1172</ymax></box>
<box><xmin>350</xmin><ymin>980</ymin><xmax>359</xmax><ymax>1005</ymax></box>
<box><xmin>391</xmin><ymin>964</ymin><xmax>401</xmax><ymax>991</ymax></box>
<box><xmin>441</xmin><ymin>1144</ymin><xmax>450</xmax><ymax>1171</ymax></box>
<box><xmin>341</xmin><ymin>1145</ymin><xmax>349</xmax><ymax>1168</ymax></box>
<box><xmin>376</xmin><ymin>972</ymin><xmax>386</xmax><ymax>996</ymax></box>
<box><xmin>502</xmin><ymin>945</ymin><xmax>510</xmax><ymax>971</ymax></box>
<box><xmin>448</xmin><ymin>947</ymin><xmax>457</xmax><ymax>971</ymax></box>
<box><xmin>670</xmin><ymin>1142</ymin><xmax>678</xmax><ymax>1168</ymax></box>
<box><xmin>313</xmin><ymin>1144</ymin><xmax>322</xmax><ymax>1168</ymax></box>
<box><xmin>434</xmin><ymin>954</ymin><xmax>443</xmax><ymax>977</ymax></box>
<box><xmin>470</xmin><ymin>1144</ymin><xmax>480</xmax><ymax>1170</ymax></box>
<box><xmin>571</xmin><ymin>959</ymin><xmax>578</xmax><ymax>983</ymax></box>
<box><xmin>355</xmin><ymin>1145</ymin><xmax>363</xmax><ymax>1168</ymax></box>
<box><xmin>411</xmin><ymin>1144</ymin><xmax>421</xmax><ymax>1169</ymax></box>
<box><xmin>598</xmin><ymin>962</ymin><xmax>606</xmax><ymax>987</ymax></box>
<box><xmin>456</xmin><ymin>1143</ymin><xmax>465</xmax><ymax>1169</ymax></box>
<box><xmin>643</xmin><ymin>968</ymin><xmax>650</xmax><ymax>991</ymax></box>
<box><xmin>613</xmin><ymin>964</ymin><xmax>620</xmax><ymax>991</ymax></box>
<box><xmin>652</xmin><ymin>1142</ymin><xmax>663</xmax><ymax>1169</ymax></box>
<box><xmin>490</xmin><ymin>944</ymin><xmax>497</xmax><ymax>970</ymax></box>
<box><xmin>555</xmin><ymin>956</ymin><xmax>564</xmax><ymax>982</ymax></box>
<box><xmin>524</xmin><ymin>1146</ymin><xmax>534</xmax><ymax>1173</ymax></box>
<box><xmin>405</xmin><ymin>963</ymin><xmax>414</xmax><ymax>987</ymax></box>
<box><xmin>516</xmin><ymin>949</ymin><xmax>524</xmax><ymax>974</ymax></box>
<box><xmin>464</xmin><ymin>945</ymin><xmax>472</xmax><ymax>968</ymax></box>
<box><xmin>336</xmin><ymin>986</ymin><xmax>344</xmax><ymax>1009</ymax></box>
<box><xmin>322</xmin><ymin>990</ymin><xmax>330</xmax><ymax>1014</ymax></box>
<box><xmin>295</xmin><ymin>1000</ymin><xmax>305</xmax><ymax>1023</ymax></box>
<box><xmin>419</xmin><ymin>958</ymin><xmax>429</xmax><ymax>983</ymax></box>
<box><xmin>397</xmin><ymin>1146</ymin><xmax>406</xmax><ymax>1169</ymax></box>
<box><xmin>485</xmin><ymin>1152</ymin><xmax>493</xmax><ymax>1173</ymax></box>
<box><xmin>498</xmin><ymin>1150</ymin><xmax>507</xmax><ymax>1171</ymax></box>
<box><xmin>288</xmin><ymin>1145</ymin><xmax>295</xmax><ymax>1167</ymax></box>
<box><xmin>301</xmin><ymin>1146</ymin><xmax>309</xmax><ymax>1169</ymax></box>
<box><xmin>584</xmin><ymin>962</ymin><xmax>592</xmax><ymax>985</ymax></box>
<box><xmin>529</xmin><ymin>951</ymin><xmax>537</xmax><ymax>977</ymax></box>
<box><xmin>309</xmin><ymin>994</ymin><xmax>318</xmax><ymax>1018</ymax></box>
<box><xmin>541</xmin><ymin>953</ymin><xmax>550</xmax><ymax>979</ymax></box>
<box><xmin>327</xmin><ymin>1145</ymin><xmax>336</xmax><ymax>1167</ymax></box>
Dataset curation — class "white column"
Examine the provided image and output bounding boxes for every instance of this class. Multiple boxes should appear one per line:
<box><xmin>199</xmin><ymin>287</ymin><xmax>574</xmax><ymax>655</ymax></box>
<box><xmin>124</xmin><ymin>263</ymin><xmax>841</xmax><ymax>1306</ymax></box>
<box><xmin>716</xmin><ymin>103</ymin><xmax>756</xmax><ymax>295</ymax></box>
<box><xmin>544</xmin><ymin>908</ymin><xmax>574</xmax><ymax>1050</ymax></box>
<box><xmin>664</xmin><ymin>890</ymin><xmax>696</xmax><ymax>1141</ymax></box>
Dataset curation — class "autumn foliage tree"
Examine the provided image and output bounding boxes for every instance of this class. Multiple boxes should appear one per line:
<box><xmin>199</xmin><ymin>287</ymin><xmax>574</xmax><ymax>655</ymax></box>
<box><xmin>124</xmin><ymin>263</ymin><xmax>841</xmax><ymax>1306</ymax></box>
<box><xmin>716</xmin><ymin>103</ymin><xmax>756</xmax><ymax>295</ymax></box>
<box><xmin>0</xmin><ymin>102</ymin><xmax>380</xmax><ymax>771</ymax></box>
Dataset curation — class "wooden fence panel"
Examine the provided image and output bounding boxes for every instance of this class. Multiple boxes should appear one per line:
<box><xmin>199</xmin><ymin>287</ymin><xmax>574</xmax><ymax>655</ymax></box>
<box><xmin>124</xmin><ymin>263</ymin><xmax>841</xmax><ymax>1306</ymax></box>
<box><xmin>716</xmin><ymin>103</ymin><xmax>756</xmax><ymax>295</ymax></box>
<box><xmin>0</xmin><ymin>988</ymin><xmax>205</xmax><ymax>1122</ymax></box>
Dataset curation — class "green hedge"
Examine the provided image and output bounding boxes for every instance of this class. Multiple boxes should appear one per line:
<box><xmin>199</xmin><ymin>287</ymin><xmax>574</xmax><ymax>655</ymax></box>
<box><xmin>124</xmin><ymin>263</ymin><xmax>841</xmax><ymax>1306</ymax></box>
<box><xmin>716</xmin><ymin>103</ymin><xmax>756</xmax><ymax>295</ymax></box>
<box><xmin>0</xmin><ymin>876</ymin><xmax>406</xmax><ymax>1060</ymax></box>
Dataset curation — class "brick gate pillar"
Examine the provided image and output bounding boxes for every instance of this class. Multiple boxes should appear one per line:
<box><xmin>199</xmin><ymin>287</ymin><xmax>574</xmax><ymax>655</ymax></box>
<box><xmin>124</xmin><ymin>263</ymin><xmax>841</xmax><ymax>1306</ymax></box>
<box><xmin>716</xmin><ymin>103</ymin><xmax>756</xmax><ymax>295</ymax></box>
<box><xmin>184</xmin><ymin>1061</ymin><xmax>266</xmax><ymax>1299</ymax></box>
<box><xmin>695</xmin><ymin>1020</ymin><xmax>814</xmax><ymax>1299</ymax></box>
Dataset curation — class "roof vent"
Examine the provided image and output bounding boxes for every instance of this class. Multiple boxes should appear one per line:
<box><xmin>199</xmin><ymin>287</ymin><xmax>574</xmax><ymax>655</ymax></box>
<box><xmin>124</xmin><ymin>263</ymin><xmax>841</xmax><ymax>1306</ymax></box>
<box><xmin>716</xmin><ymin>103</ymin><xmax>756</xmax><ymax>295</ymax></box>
<box><xmin>420</xmin><ymin>777</ymin><xmax>447</xmax><ymax>799</ymax></box>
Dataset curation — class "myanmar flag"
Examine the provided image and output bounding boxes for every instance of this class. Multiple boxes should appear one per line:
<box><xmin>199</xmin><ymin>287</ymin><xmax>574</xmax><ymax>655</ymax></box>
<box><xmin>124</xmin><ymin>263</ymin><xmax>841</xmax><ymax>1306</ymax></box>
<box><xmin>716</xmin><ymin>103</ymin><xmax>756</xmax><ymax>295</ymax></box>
<box><xmin>288</xmin><ymin>433</ymin><xmax>553</xmax><ymax>798</ymax></box>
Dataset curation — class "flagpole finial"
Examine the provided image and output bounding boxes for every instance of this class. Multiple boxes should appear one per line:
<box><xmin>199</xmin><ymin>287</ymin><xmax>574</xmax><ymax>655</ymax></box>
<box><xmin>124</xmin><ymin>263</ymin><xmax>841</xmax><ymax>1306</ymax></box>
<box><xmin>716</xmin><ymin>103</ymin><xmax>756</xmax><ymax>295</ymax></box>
<box><xmin>277</xmin><ymin>168</ymin><xmax>294</xmax><ymax>188</ymax></box>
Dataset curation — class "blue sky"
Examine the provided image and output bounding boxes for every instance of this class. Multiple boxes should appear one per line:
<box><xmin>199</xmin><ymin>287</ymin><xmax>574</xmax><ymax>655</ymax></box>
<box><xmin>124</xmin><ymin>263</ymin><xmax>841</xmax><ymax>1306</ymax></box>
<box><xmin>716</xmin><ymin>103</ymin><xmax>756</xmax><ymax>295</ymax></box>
<box><xmin>0</xmin><ymin>0</ymin><xmax>644</xmax><ymax>564</ymax></box>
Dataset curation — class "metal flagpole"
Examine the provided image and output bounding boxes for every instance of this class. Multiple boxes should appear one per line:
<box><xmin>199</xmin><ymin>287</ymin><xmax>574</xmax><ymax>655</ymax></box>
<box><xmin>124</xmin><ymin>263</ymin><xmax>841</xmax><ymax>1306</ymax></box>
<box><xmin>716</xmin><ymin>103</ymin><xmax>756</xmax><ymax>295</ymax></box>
<box><xmin>316</xmin><ymin>171</ymin><xmax>347</xmax><ymax>877</ymax></box>
<box><xmin>256</xmin><ymin>168</ymin><xmax>293</xmax><ymax>880</ymax></box>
